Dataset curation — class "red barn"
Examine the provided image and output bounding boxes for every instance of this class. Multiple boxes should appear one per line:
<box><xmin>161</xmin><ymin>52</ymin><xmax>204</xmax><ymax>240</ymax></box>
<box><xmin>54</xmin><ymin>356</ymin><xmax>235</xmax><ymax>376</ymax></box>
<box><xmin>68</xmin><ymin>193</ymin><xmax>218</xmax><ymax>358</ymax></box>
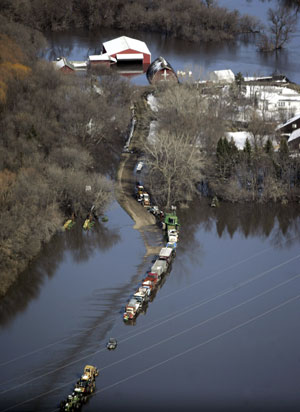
<box><xmin>102</xmin><ymin>36</ymin><xmax>151</xmax><ymax>65</ymax></box>
<box><xmin>146</xmin><ymin>56</ymin><xmax>178</xmax><ymax>85</ymax></box>
<box><xmin>52</xmin><ymin>57</ymin><xmax>75</xmax><ymax>73</ymax></box>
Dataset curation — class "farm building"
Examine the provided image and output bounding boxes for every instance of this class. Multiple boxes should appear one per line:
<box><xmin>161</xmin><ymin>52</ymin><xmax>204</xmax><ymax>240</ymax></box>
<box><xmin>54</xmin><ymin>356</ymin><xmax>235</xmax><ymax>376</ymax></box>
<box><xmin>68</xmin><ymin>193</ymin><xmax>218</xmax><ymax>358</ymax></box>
<box><xmin>146</xmin><ymin>56</ymin><xmax>178</xmax><ymax>85</ymax></box>
<box><xmin>244</xmin><ymin>74</ymin><xmax>289</xmax><ymax>84</ymax></box>
<box><xmin>102</xmin><ymin>36</ymin><xmax>150</xmax><ymax>65</ymax></box>
<box><xmin>88</xmin><ymin>53</ymin><xmax>117</xmax><ymax>66</ymax></box>
<box><xmin>52</xmin><ymin>57</ymin><xmax>75</xmax><ymax>73</ymax></box>
<box><xmin>209</xmin><ymin>69</ymin><xmax>235</xmax><ymax>83</ymax></box>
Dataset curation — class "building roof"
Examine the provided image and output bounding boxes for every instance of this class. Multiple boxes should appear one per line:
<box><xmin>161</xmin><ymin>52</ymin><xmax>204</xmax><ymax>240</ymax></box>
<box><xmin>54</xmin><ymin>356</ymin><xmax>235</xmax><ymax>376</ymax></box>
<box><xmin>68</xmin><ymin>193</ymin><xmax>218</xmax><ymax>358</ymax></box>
<box><xmin>209</xmin><ymin>69</ymin><xmax>235</xmax><ymax>83</ymax></box>
<box><xmin>89</xmin><ymin>53</ymin><xmax>117</xmax><ymax>63</ymax></box>
<box><xmin>276</xmin><ymin>113</ymin><xmax>300</xmax><ymax>131</ymax></box>
<box><xmin>103</xmin><ymin>36</ymin><xmax>150</xmax><ymax>56</ymax></box>
<box><xmin>146</xmin><ymin>56</ymin><xmax>177</xmax><ymax>84</ymax></box>
<box><xmin>288</xmin><ymin>128</ymin><xmax>300</xmax><ymax>143</ymax></box>
<box><xmin>52</xmin><ymin>57</ymin><xmax>75</xmax><ymax>71</ymax></box>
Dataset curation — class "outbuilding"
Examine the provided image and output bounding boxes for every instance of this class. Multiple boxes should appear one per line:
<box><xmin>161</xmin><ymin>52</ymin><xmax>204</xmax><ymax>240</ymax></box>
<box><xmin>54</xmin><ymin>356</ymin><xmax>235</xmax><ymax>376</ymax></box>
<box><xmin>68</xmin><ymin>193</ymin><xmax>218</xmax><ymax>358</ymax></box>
<box><xmin>52</xmin><ymin>57</ymin><xmax>75</xmax><ymax>73</ymax></box>
<box><xmin>102</xmin><ymin>36</ymin><xmax>151</xmax><ymax>65</ymax></box>
<box><xmin>209</xmin><ymin>69</ymin><xmax>235</xmax><ymax>83</ymax></box>
<box><xmin>88</xmin><ymin>53</ymin><xmax>117</xmax><ymax>66</ymax></box>
<box><xmin>146</xmin><ymin>56</ymin><xmax>178</xmax><ymax>84</ymax></box>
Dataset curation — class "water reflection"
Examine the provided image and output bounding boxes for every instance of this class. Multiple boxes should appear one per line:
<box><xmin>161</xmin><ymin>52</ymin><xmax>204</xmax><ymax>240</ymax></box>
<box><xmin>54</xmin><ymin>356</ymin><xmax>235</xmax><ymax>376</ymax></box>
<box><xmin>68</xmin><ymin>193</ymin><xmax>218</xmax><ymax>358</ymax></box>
<box><xmin>0</xmin><ymin>222</ymin><xmax>120</xmax><ymax>327</ymax></box>
<box><xmin>179</xmin><ymin>198</ymin><xmax>300</xmax><ymax>248</ymax></box>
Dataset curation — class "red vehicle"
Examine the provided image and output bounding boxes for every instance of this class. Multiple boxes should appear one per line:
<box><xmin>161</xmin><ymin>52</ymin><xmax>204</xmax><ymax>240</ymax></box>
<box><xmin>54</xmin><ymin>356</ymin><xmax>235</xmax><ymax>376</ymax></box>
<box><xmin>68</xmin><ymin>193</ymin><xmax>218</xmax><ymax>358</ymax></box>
<box><xmin>144</xmin><ymin>272</ymin><xmax>160</xmax><ymax>285</ymax></box>
<box><xmin>142</xmin><ymin>280</ymin><xmax>156</xmax><ymax>293</ymax></box>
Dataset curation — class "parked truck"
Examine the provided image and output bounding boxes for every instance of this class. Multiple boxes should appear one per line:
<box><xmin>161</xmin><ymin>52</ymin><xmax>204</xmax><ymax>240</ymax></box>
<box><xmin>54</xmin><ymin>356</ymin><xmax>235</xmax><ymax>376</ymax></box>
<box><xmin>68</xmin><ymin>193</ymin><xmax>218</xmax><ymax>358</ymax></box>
<box><xmin>124</xmin><ymin>298</ymin><xmax>140</xmax><ymax>320</ymax></box>
<box><xmin>134</xmin><ymin>287</ymin><xmax>150</xmax><ymax>303</ymax></box>
<box><xmin>151</xmin><ymin>259</ymin><xmax>168</xmax><ymax>276</ymax></box>
<box><xmin>144</xmin><ymin>272</ymin><xmax>161</xmax><ymax>285</ymax></box>
<box><xmin>159</xmin><ymin>247</ymin><xmax>175</xmax><ymax>264</ymax></box>
<box><xmin>163</xmin><ymin>210</ymin><xmax>180</xmax><ymax>233</ymax></box>
<box><xmin>168</xmin><ymin>229</ymin><xmax>179</xmax><ymax>243</ymax></box>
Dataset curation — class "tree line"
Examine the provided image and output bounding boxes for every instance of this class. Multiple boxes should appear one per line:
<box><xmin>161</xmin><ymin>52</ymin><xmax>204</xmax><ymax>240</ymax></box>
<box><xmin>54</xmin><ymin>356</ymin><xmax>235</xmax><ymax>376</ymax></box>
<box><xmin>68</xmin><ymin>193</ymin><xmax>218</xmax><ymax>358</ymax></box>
<box><xmin>0</xmin><ymin>0</ymin><xmax>260</xmax><ymax>42</ymax></box>
<box><xmin>0</xmin><ymin>17</ymin><xmax>134</xmax><ymax>296</ymax></box>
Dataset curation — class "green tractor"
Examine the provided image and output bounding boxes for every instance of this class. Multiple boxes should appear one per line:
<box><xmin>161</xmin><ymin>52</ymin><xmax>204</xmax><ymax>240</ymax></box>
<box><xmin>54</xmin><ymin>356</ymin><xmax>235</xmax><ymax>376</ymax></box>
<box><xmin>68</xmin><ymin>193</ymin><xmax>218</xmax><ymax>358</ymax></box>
<box><xmin>162</xmin><ymin>206</ymin><xmax>180</xmax><ymax>232</ymax></box>
<box><xmin>60</xmin><ymin>393</ymin><xmax>83</xmax><ymax>411</ymax></box>
<box><xmin>161</xmin><ymin>207</ymin><xmax>180</xmax><ymax>243</ymax></box>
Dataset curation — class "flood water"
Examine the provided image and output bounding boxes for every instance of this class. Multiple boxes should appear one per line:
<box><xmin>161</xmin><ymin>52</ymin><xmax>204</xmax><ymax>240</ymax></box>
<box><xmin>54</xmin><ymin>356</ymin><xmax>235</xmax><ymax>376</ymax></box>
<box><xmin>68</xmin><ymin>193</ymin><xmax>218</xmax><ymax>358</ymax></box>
<box><xmin>2</xmin><ymin>1</ymin><xmax>300</xmax><ymax>411</ymax></box>
<box><xmin>44</xmin><ymin>0</ymin><xmax>300</xmax><ymax>85</ymax></box>
<box><xmin>1</xmin><ymin>199</ymin><xmax>300</xmax><ymax>411</ymax></box>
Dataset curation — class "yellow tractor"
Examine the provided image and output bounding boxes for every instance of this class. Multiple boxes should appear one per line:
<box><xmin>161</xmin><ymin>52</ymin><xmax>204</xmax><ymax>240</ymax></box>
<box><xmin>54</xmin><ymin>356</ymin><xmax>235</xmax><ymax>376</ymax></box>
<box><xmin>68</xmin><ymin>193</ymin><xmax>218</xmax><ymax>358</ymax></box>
<box><xmin>81</xmin><ymin>365</ymin><xmax>99</xmax><ymax>381</ymax></box>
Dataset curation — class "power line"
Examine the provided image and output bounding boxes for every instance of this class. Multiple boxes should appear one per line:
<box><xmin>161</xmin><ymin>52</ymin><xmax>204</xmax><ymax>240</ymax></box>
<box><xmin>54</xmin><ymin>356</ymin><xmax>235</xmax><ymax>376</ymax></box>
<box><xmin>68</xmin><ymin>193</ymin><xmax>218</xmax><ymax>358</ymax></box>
<box><xmin>1</xmin><ymin>237</ymin><xmax>296</xmax><ymax>368</ymax></box>
<box><xmin>1</xmin><ymin>286</ymin><xmax>300</xmax><ymax>412</ymax></box>
<box><xmin>1</xmin><ymin>253</ymin><xmax>299</xmax><ymax>396</ymax></box>
<box><xmin>1</xmin><ymin>272</ymin><xmax>300</xmax><ymax>412</ymax></box>
<box><xmin>95</xmin><ymin>293</ymin><xmax>300</xmax><ymax>396</ymax></box>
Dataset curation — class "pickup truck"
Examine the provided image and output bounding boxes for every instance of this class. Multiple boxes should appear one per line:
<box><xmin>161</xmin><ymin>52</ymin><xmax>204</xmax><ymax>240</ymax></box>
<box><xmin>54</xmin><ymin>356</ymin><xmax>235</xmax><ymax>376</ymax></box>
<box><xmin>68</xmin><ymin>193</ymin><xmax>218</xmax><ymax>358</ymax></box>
<box><xmin>151</xmin><ymin>259</ymin><xmax>168</xmax><ymax>276</ymax></box>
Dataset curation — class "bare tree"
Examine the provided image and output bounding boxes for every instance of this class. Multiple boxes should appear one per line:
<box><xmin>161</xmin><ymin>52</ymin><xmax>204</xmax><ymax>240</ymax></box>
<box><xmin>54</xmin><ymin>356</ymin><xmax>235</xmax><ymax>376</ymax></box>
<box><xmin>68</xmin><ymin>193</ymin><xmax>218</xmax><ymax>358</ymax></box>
<box><xmin>258</xmin><ymin>3</ymin><xmax>298</xmax><ymax>51</ymax></box>
<box><xmin>143</xmin><ymin>131</ymin><xmax>203</xmax><ymax>209</ymax></box>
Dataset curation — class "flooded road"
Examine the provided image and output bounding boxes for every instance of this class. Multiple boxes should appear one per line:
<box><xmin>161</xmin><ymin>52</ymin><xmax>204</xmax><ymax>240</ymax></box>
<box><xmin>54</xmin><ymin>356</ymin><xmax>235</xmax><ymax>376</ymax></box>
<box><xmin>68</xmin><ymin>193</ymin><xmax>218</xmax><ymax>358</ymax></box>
<box><xmin>2</xmin><ymin>1</ymin><xmax>300</xmax><ymax>410</ymax></box>
<box><xmin>1</xmin><ymin>199</ymin><xmax>300</xmax><ymax>411</ymax></box>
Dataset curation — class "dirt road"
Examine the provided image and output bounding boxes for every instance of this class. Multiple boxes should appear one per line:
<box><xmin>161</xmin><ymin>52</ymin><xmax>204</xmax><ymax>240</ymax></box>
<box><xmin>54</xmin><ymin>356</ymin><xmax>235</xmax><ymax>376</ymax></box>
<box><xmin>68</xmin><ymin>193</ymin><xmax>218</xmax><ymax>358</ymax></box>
<box><xmin>117</xmin><ymin>153</ymin><xmax>163</xmax><ymax>257</ymax></box>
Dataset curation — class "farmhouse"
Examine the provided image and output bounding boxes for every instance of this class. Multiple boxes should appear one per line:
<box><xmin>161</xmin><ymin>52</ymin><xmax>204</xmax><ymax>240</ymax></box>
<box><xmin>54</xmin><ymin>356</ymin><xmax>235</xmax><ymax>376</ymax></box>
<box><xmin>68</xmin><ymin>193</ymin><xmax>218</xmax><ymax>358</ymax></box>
<box><xmin>276</xmin><ymin>113</ymin><xmax>300</xmax><ymax>135</ymax></box>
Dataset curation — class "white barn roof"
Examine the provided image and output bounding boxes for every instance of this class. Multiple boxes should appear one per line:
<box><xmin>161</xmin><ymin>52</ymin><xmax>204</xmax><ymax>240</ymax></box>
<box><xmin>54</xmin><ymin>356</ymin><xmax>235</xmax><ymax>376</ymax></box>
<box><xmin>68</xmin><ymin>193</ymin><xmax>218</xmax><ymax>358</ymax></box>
<box><xmin>209</xmin><ymin>69</ymin><xmax>235</xmax><ymax>83</ymax></box>
<box><xmin>103</xmin><ymin>36</ymin><xmax>150</xmax><ymax>56</ymax></box>
<box><xmin>89</xmin><ymin>53</ymin><xmax>117</xmax><ymax>63</ymax></box>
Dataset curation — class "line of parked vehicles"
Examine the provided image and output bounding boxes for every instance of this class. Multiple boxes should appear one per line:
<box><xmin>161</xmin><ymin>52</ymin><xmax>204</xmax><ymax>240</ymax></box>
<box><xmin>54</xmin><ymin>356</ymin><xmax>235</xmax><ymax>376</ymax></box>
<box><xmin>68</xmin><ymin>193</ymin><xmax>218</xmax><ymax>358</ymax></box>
<box><xmin>59</xmin><ymin>168</ymin><xmax>180</xmax><ymax>408</ymax></box>
<box><xmin>123</xmin><ymin>181</ymin><xmax>180</xmax><ymax>323</ymax></box>
<box><xmin>59</xmin><ymin>365</ymin><xmax>99</xmax><ymax>411</ymax></box>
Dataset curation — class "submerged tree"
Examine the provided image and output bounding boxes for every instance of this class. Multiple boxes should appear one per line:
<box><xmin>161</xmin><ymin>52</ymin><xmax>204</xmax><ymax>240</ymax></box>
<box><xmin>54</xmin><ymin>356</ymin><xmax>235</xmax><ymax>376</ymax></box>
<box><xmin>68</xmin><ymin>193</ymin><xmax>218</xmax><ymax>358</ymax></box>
<box><xmin>258</xmin><ymin>3</ymin><xmax>298</xmax><ymax>51</ymax></box>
